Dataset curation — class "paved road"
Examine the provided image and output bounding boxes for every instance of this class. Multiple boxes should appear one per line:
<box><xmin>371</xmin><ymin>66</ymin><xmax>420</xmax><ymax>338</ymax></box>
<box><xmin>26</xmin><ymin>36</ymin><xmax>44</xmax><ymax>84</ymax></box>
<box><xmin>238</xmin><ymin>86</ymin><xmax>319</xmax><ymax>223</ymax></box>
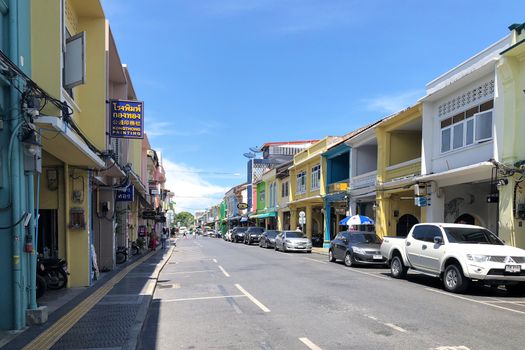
<box><xmin>139</xmin><ymin>237</ymin><xmax>525</xmax><ymax>350</ymax></box>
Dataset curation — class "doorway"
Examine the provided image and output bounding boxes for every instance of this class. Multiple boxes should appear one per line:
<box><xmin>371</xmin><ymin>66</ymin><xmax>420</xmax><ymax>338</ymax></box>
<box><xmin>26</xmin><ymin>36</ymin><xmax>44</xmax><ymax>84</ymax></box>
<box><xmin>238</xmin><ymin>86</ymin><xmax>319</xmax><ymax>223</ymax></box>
<box><xmin>38</xmin><ymin>209</ymin><xmax>58</xmax><ymax>258</ymax></box>
<box><xmin>396</xmin><ymin>214</ymin><xmax>419</xmax><ymax>237</ymax></box>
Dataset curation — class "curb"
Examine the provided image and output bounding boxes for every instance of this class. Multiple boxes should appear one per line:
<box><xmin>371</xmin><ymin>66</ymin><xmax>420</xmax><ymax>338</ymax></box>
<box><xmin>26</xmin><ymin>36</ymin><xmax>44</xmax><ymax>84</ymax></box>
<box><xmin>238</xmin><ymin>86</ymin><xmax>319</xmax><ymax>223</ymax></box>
<box><xmin>126</xmin><ymin>246</ymin><xmax>175</xmax><ymax>350</ymax></box>
<box><xmin>312</xmin><ymin>248</ymin><xmax>329</xmax><ymax>256</ymax></box>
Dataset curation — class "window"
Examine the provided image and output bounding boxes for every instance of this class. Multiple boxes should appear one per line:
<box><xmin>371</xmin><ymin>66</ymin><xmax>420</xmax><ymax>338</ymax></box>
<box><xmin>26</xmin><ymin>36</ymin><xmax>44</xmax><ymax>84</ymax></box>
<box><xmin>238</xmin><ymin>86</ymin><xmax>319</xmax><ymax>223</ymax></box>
<box><xmin>422</xmin><ymin>226</ymin><xmax>443</xmax><ymax>243</ymax></box>
<box><xmin>440</xmin><ymin>100</ymin><xmax>493</xmax><ymax>153</ymax></box>
<box><xmin>296</xmin><ymin>171</ymin><xmax>306</xmax><ymax>194</ymax></box>
<box><xmin>281</xmin><ymin>181</ymin><xmax>289</xmax><ymax>198</ymax></box>
<box><xmin>311</xmin><ymin>164</ymin><xmax>321</xmax><ymax>190</ymax></box>
<box><xmin>411</xmin><ymin>226</ymin><xmax>426</xmax><ymax>241</ymax></box>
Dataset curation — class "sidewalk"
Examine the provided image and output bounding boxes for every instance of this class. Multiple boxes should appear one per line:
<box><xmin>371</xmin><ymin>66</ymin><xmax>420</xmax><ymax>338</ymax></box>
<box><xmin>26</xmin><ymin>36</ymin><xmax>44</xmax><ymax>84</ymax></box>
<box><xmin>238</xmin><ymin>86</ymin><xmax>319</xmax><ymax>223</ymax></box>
<box><xmin>312</xmin><ymin>247</ymin><xmax>328</xmax><ymax>256</ymax></box>
<box><xmin>1</xmin><ymin>246</ymin><xmax>174</xmax><ymax>350</ymax></box>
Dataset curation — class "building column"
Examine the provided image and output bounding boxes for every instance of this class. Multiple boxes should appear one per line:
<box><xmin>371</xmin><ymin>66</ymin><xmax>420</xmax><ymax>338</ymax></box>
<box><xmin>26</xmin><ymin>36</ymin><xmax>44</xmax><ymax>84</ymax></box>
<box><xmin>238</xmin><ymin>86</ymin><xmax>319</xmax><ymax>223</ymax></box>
<box><xmin>499</xmin><ymin>176</ymin><xmax>516</xmax><ymax>246</ymax></box>
<box><xmin>290</xmin><ymin>207</ymin><xmax>297</xmax><ymax>231</ymax></box>
<box><xmin>323</xmin><ymin>201</ymin><xmax>331</xmax><ymax>248</ymax></box>
<box><xmin>306</xmin><ymin>204</ymin><xmax>313</xmax><ymax>239</ymax></box>
<box><xmin>376</xmin><ymin>192</ymin><xmax>390</xmax><ymax>238</ymax></box>
<box><xmin>424</xmin><ymin>183</ymin><xmax>445</xmax><ymax>223</ymax></box>
<box><xmin>277</xmin><ymin>210</ymin><xmax>284</xmax><ymax>231</ymax></box>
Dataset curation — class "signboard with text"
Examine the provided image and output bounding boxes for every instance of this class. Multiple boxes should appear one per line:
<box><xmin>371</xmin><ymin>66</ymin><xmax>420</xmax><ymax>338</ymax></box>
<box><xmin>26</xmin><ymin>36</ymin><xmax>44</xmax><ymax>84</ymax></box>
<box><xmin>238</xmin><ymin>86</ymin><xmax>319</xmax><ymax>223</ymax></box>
<box><xmin>116</xmin><ymin>185</ymin><xmax>134</xmax><ymax>202</ymax></box>
<box><xmin>110</xmin><ymin>99</ymin><xmax>144</xmax><ymax>139</ymax></box>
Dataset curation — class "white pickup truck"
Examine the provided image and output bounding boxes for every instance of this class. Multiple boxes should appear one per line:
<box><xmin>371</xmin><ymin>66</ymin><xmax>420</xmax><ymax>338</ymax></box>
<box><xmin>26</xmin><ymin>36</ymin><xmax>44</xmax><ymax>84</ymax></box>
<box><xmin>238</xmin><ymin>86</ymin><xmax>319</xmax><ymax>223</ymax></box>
<box><xmin>380</xmin><ymin>223</ymin><xmax>525</xmax><ymax>294</ymax></box>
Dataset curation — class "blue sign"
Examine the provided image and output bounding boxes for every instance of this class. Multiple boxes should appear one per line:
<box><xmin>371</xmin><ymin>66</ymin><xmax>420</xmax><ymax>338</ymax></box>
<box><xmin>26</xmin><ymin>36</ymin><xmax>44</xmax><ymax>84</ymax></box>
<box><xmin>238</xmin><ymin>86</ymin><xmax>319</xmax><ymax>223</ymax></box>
<box><xmin>414</xmin><ymin>196</ymin><xmax>428</xmax><ymax>207</ymax></box>
<box><xmin>110</xmin><ymin>99</ymin><xmax>144</xmax><ymax>139</ymax></box>
<box><xmin>116</xmin><ymin>185</ymin><xmax>134</xmax><ymax>202</ymax></box>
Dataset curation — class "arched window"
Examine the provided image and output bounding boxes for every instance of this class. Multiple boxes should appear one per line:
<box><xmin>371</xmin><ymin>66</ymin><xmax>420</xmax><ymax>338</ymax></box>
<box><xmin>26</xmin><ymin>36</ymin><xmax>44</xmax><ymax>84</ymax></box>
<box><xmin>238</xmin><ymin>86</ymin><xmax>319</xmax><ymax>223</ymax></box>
<box><xmin>396</xmin><ymin>214</ymin><xmax>419</xmax><ymax>237</ymax></box>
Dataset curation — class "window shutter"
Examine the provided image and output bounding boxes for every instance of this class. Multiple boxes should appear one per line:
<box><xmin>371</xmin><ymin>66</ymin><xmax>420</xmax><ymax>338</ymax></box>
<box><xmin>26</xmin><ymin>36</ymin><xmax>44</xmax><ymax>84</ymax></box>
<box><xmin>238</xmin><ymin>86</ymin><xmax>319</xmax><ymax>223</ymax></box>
<box><xmin>64</xmin><ymin>31</ymin><xmax>86</xmax><ymax>89</ymax></box>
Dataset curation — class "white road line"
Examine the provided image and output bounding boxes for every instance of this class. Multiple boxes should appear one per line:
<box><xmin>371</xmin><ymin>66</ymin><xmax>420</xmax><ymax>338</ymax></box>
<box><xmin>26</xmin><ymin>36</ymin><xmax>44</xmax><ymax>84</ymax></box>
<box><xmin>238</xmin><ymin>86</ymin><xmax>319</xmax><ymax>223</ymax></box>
<box><xmin>299</xmin><ymin>337</ymin><xmax>323</xmax><ymax>350</ymax></box>
<box><xmin>235</xmin><ymin>284</ymin><xmax>271</xmax><ymax>313</ymax></box>
<box><xmin>213</xmin><ymin>258</ymin><xmax>218</xmax><ymax>263</ymax></box>
<box><xmin>345</xmin><ymin>267</ymin><xmax>391</xmax><ymax>280</ymax></box>
<box><xmin>384</xmin><ymin>323</ymin><xmax>408</xmax><ymax>333</ymax></box>
<box><xmin>158</xmin><ymin>294</ymin><xmax>246</xmax><ymax>302</ymax></box>
<box><xmin>218</xmin><ymin>265</ymin><xmax>230</xmax><ymax>277</ymax></box>
<box><xmin>425</xmin><ymin>288</ymin><xmax>525</xmax><ymax>316</ymax></box>
<box><xmin>303</xmin><ymin>257</ymin><xmax>328</xmax><ymax>264</ymax></box>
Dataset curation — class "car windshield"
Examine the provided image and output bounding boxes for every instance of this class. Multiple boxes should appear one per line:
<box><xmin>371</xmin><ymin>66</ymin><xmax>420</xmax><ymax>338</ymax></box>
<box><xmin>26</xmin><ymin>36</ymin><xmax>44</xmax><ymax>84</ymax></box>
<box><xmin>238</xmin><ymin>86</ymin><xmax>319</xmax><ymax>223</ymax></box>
<box><xmin>235</xmin><ymin>228</ymin><xmax>248</xmax><ymax>233</ymax></box>
<box><xmin>285</xmin><ymin>232</ymin><xmax>304</xmax><ymax>238</ymax></box>
<box><xmin>248</xmin><ymin>228</ymin><xmax>264</xmax><ymax>233</ymax></box>
<box><xmin>265</xmin><ymin>231</ymin><xmax>279</xmax><ymax>238</ymax></box>
<box><xmin>350</xmin><ymin>233</ymin><xmax>382</xmax><ymax>244</ymax></box>
<box><xmin>444</xmin><ymin>227</ymin><xmax>504</xmax><ymax>245</ymax></box>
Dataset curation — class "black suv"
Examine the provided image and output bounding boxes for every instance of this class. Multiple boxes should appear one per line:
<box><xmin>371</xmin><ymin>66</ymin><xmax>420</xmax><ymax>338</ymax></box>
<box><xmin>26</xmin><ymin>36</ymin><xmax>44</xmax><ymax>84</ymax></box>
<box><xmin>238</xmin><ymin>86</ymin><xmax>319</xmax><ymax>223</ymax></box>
<box><xmin>244</xmin><ymin>227</ymin><xmax>265</xmax><ymax>245</ymax></box>
<box><xmin>232</xmin><ymin>227</ymin><xmax>248</xmax><ymax>243</ymax></box>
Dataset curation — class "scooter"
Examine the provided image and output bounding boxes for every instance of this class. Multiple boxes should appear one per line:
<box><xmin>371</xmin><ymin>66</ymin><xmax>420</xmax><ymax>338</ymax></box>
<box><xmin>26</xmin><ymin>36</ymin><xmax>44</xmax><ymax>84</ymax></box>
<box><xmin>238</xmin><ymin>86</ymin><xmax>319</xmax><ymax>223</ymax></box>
<box><xmin>116</xmin><ymin>246</ymin><xmax>128</xmax><ymax>264</ymax></box>
<box><xmin>39</xmin><ymin>257</ymin><xmax>69</xmax><ymax>290</ymax></box>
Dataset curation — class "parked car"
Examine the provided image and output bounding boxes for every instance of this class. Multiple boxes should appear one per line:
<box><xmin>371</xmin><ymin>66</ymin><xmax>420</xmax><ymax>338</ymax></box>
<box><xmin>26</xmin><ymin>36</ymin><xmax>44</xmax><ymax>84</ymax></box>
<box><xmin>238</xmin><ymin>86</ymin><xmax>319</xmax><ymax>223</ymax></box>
<box><xmin>275</xmin><ymin>231</ymin><xmax>312</xmax><ymax>253</ymax></box>
<box><xmin>244</xmin><ymin>227</ymin><xmax>265</xmax><ymax>245</ymax></box>
<box><xmin>232</xmin><ymin>227</ymin><xmax>248</xmax><ymax>243</ymax></box>
<box><xmin>259</xmin><ymin>230</ymin><xmax>280</xmax><ymax>248</ymax></box>
<box><xmin>381</xmin><ymin>223</ymin><xmax>525</xmax><ymax>294</ymax></box>
<box><xmin>328</xmin><ymin>231</ymin><xmax>386</xmax><ymax>267</ymax></box>
<box><xmin>207</xmin><ymin>230</ymin><xmax>217</xmax><ymax>237</ymax></box>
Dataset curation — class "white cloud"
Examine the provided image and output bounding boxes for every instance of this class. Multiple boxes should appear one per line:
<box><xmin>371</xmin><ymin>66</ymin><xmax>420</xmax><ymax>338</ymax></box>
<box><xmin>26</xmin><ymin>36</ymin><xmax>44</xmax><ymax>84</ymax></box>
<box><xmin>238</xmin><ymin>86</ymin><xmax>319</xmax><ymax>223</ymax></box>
<box><xmin>162</xmin><ymin>158</ymin><xmax>229</xmax><ymax>214</ymax></box>
<box><xmin>363</xmin><ymin>90</ymin><xmax>424</xmax><ymax>114</ymax></box>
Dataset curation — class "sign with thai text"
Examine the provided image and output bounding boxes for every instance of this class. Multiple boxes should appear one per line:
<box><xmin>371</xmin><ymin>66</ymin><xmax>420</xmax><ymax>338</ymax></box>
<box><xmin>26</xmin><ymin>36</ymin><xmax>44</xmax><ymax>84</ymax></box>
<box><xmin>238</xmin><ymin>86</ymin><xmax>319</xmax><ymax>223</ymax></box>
<box><xmin>110</xmin><ymin>99</ymin><xmax>144</xmax><ymax>139</ymax></box>
<box><xmin>116</xmin><ymin>185</ymin><xmax>134</xmax><ymax>202</ymax></box>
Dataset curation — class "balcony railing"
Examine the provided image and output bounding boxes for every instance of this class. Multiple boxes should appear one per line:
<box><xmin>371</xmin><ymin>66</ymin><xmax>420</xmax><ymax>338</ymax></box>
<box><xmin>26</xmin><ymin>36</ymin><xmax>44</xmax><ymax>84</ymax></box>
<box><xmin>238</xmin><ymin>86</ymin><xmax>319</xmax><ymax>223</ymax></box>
<box><xmin>328</xmin><ymin>179</ymin><xmax>349</xmax><ymax>193</ymax></box>
<box><xmin>384</xmin><ymin>158</ymin><xmax>421</xmax><ymax>182</ymax></box>
<box><xmin>350</xmin><ymin>171</ymin><xmax>377</xmax><ymax>189</ymax></box>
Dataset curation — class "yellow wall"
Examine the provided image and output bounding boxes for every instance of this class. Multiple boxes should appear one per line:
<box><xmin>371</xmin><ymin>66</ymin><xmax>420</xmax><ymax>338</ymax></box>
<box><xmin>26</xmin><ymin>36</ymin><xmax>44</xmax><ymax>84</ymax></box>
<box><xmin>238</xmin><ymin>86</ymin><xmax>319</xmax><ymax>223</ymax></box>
<box><xmin>31</xmin><ymin>0</ymin><xmax>62</xmax><ymax>110</ymax></box>
<box><xmin>389</xmin><ymin>131</ymin><xmax>421</xmax><ymax>165</ymax></box>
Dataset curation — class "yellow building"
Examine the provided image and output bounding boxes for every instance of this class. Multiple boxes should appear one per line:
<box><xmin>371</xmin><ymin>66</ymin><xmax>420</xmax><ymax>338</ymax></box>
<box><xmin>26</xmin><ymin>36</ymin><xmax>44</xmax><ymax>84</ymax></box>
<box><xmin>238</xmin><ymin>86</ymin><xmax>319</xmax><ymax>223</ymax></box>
<box><xmin>375</xmin><ymin>104</ymin><xmax>422</xmax><ymax>237</ymax></box>
<box><xmin>276</xmin><ymin>161</ymin><xmax>293</xmax><ymax>231</ymax></box>
<box><xmin>289</xmin><ymin>137</ymin><xmax>341</xmax><ymax>239</ymax></box>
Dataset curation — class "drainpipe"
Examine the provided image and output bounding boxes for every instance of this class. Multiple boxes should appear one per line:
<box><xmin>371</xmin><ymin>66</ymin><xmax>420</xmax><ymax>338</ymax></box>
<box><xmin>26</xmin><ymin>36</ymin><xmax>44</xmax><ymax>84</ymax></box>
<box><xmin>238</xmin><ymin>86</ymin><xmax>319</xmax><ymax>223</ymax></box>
<box><xmin>9</xmin><ymin>0</ymin><xmax>24</xmax><ymax>329</ymax></box>
<box><xmin>27</xmin><ymin>172</ymin><xmax>36</xmax><ymax>309</ymax></box>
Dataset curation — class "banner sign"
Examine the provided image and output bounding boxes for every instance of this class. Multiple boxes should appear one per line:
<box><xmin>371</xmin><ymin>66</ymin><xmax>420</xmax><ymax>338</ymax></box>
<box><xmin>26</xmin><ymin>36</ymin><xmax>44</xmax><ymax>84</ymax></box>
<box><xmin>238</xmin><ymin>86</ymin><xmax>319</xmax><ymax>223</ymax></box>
<box><xmin>110</xmin><ymin>99</ymin><xmax>144</xmax><ymax>139</ymax></box>
<box><xmin>138</xmin><ymin>225</ymin><xmax>147</xmax><ymax>237</ymax></box>
<box><xmin>116</xmin><ymin>185</ymin><xmax>134</xmax><ymax>202</ymax></box>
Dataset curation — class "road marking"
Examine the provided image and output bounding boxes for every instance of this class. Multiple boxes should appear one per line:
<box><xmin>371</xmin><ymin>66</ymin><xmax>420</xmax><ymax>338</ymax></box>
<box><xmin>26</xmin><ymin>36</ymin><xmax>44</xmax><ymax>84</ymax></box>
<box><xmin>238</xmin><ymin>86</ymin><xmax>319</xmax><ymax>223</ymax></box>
<box><xmin>158</xmin><ymin>294</ymin><xmax>246</xmax><ymax>302</ymax></box>
<box><xmin>384</xmin><ymin>323</ymin><xmax>408</xmax><ymax>333</ymax></box>
<box><xmin>344</xmin><ymin>267</ymin><xmax>391</xmax><ymax>280</ymax></box>
<box><xmin>235</xmin><ymin>284</ymin><xmax>271</xmax><ymax>313</ymax></box>
<box><xmin>303</xmin><ymin>257</ymin><xmax>328</xmax><ymax>264</ymax></box>
<box><xmin>433</xmin><ymin>346</ymin><xmax>470</xmax><ymax>350</ymax></box>
<box><xmin>218</xmin><ymin>265</ymin><xmax>230</xmax><ymax>277</ymax></box>
<box><xmin>213</xmin><ymin>258</ymin><xmax>218</xmax><ymax>263</ymax></box>
<box><xmin>299</xmin><ymin>337</ymin><xmax>323</xmax><ymax>350</ymax></box>
<box><xmin>425</xmin><ymin>288</ymin><xmax>525</xmax><ymax>316</ymax></box>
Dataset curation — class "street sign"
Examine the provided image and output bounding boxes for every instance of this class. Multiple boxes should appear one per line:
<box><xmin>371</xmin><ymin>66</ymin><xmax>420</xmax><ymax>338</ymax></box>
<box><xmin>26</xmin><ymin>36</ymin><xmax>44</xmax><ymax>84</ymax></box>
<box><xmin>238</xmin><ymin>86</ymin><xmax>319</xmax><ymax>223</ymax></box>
<box><xmin>299</xmin><ymin>217</ymin><xmax>306</xmax><ymax>225</ymax></box>
<box><xmin>299</xmin><ymin>211</ymin><xmax>306</xmax><ymax>218</ymax></box>
<box><xmin>237</xmin><ymin>203</ymin><xmax>248</xmax><ymax>210</ymax></box>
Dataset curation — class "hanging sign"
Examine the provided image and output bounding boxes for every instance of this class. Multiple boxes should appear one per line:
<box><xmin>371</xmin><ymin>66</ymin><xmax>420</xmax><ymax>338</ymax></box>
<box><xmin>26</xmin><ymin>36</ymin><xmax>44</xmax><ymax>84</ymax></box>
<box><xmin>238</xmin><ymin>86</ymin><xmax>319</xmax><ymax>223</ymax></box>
<box><xmin>116</xmin><ymin>185</ymin><xmax>134</xmax><ymax>202</ymax></box>
<box><xmin>110</xmin><ymin>99</ymin><xmax>144</xmax><ymax>139</ymax></box>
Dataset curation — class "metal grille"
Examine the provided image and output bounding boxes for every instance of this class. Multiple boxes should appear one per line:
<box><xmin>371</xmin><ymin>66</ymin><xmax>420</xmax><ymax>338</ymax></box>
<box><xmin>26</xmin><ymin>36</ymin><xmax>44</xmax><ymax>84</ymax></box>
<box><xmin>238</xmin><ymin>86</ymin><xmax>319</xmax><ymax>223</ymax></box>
<box><xmin>489</xmin><ymin>256</ymin><xmax>525</xmax><ymax>263</ymax></box>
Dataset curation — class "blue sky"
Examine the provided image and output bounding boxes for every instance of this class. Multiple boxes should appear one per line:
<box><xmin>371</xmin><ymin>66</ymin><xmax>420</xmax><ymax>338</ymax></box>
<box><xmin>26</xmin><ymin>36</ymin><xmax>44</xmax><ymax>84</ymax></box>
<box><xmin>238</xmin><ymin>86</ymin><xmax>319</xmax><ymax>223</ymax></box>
<box><xmin>101</xmin><ymin>0</ymin><xmax>524</xmax><ymax>212</ymax></box>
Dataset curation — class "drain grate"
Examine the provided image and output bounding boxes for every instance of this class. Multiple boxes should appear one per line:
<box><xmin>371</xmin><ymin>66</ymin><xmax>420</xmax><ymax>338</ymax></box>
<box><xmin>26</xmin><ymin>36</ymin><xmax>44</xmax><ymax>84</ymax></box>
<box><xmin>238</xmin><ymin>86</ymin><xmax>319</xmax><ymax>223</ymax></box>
<box><xmin>157</xmin><ymin>283</ymin><xmax>180</xmax><ymax>289</ymax></box>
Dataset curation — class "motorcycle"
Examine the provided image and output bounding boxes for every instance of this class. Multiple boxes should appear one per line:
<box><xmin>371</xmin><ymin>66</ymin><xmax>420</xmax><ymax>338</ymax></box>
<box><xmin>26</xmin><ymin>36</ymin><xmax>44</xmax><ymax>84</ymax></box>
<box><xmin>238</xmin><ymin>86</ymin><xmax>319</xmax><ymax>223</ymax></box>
<box><xmin>36</xmin><ymin>259</ymin><xmax>47</xmax><ymax>299</ymax></box>
<box><xmin>116</xmin><ymin>246</ymin><xmax>128</xmax><ymax>264</ymax></box>
<box><xmin>39</xmin><ymin>256</ymin><xmax>69</xmax><ymax>290</ymax></box>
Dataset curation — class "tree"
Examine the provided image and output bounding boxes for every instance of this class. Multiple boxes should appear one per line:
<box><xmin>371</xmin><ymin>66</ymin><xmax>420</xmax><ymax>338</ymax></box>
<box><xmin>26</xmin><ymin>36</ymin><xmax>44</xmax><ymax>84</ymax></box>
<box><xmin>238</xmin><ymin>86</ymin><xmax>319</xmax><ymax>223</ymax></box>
<box><xmin>175</xmin><ymin>211</ymin><xmax>194</xmax><ymax>228</ymax></box>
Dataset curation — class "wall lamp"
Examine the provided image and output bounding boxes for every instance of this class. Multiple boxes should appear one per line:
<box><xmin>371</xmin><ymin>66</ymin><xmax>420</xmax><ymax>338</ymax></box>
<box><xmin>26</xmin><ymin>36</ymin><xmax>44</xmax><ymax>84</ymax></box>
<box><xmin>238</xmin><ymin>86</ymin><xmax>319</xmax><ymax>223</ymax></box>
<box><xmin>496</xmin><ymin>178</ymin><xmax>509</xmax><ymax>187</ymax></box>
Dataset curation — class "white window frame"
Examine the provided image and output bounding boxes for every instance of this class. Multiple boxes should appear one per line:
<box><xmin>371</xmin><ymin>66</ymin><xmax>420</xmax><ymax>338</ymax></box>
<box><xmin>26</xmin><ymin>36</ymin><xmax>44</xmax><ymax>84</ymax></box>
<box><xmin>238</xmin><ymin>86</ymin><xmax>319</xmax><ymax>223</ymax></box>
<box><xmin>440</xmin><ymin>106</ymin><xmax>493</xmax><ymax>154</ymax></box>
<box><xmin>296</xmin><ymin>171</ymin><xmax>306</xmax><ymax>194</ymax></box>
<box><xmin>311</xmin><ymin>164</ymin><xmax>321</xmax><ymax>190</ymax></box>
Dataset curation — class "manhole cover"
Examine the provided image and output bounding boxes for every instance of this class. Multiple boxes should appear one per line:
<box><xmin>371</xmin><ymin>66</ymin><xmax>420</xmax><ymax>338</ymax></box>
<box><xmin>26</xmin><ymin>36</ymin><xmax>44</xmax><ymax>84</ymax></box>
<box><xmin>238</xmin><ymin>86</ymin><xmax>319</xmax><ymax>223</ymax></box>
<box><xmin>157</xmin><ymin>283</ymin><xmax>180</xmax><ymax>289</ymax></box>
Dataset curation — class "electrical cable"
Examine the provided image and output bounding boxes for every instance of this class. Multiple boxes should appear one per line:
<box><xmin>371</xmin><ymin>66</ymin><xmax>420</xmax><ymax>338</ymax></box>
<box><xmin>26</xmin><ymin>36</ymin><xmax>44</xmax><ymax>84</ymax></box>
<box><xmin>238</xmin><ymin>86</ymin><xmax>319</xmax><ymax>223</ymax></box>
<box><xmin>0</xmin><ymin>212</ymin><xmax>27</xmax><ymax>230</ymax></box>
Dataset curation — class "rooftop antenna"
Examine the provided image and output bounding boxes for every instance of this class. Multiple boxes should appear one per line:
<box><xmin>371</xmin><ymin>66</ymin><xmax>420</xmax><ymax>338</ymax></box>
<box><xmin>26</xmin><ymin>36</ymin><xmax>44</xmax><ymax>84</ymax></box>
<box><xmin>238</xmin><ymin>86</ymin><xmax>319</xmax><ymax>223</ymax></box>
<box><xmin>243</xmin><ymin>152</ymin><xmax>256</xmax><ymax>158</ymax></box>
<box><xmin>249</xmin><ymin>146</ymin><xmax>263</xmax><ymax>153</ymax></box>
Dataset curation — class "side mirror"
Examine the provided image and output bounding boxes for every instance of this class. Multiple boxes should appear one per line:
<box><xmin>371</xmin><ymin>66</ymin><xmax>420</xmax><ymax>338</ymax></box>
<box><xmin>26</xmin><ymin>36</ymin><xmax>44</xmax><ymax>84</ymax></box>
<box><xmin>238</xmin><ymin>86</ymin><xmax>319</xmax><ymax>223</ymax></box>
<box><xmin>434</xmin><ymin>236</ymin><xmax>443</xmax><ymax>245</ymax></box>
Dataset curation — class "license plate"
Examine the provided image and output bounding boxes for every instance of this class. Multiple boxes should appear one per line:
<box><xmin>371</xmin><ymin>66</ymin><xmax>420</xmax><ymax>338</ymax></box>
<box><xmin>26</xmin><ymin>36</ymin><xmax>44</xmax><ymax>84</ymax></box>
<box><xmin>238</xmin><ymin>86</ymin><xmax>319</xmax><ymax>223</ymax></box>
<box><xmin>505</xmin><ymin>265</ymin><xmax>521</xmax><ymax>273</ymax></box>
<box><xmin>373</xmin><ymin>255</ymin><xmax>383</xmax><ymax>260</ymax></box>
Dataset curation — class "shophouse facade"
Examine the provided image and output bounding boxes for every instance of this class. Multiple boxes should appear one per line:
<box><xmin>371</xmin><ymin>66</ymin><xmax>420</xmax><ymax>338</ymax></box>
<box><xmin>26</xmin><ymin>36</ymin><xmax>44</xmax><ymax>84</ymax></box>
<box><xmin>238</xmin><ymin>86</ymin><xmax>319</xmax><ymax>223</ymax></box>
<box><xmin>252</xmin><ymin>169</ymin><xmax>278</xmax><ymax>229</ymax></box>
<box><xmin>418</xmin><ymin>35</ymin><xmax>510</xmax><ymax>236</ymax></box>
<box><xmin>289</xmin><ymin>137</ymin><xmax>340</xmax><ymax>240</ymax></box>
<box><xmin>375</xmin><ymin>104</ymin><xmax>423</xmax><ymax>238</ymax></box>
<box><xmin>276</xmin><ymin>161</ymin><xmax>293</xmax><ymax>231</ymax></box>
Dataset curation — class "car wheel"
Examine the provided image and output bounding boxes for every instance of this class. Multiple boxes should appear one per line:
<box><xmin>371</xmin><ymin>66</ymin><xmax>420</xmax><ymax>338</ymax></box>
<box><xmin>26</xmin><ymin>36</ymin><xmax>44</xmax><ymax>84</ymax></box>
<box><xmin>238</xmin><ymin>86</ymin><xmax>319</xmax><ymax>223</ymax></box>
<box><xmin>307</xmin><ymin>250</ymin><xmax>311</xmax><ymax>253</ymax></box>
<box><xmin>390</xmin><ymin>255</ymin><xmax>407</xmax><ymax>279</ymax></box>
<box><xmin>443</xmin><ymin>264</ymin><xmax>469</xmax><ymax>294</ymax></box>
<box><xmin>344</xmin><ymin>252</ymin><xmax>354</xmax><ymax>267</ymax></box>
<box><xmin>328</xmin><ymin>249</ymin><xmax>336</xmax><ymax>262</ymax></box>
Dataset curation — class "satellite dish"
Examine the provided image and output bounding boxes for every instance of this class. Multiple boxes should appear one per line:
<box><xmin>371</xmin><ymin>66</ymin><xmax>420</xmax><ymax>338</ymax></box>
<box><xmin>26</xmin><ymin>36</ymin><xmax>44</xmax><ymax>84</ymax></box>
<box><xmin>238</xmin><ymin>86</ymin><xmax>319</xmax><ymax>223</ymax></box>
<box><xmin>249</xmin><ymin>146</ymin><xmax>263</xmax><ymax>153</ymax></box>
<box><xmin>243</xmin><ymin>152</ymin><xmax>256</xmax><ymax>158</ymax></box>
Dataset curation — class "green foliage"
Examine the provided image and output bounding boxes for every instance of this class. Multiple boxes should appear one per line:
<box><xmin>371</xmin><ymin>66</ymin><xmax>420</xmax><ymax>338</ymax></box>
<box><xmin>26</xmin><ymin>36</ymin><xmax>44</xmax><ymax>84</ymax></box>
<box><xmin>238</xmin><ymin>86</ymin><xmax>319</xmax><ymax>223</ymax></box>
<box><xmin>175</xmin><ymin>211</ymin><xmax>194</xmax><ymax>228</ymax></box>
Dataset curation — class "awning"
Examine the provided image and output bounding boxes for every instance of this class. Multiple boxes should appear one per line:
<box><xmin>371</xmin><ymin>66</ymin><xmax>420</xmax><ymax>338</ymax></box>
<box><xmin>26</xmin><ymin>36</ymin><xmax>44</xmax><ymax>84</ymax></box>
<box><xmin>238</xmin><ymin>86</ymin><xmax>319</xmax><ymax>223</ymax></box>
<box><xmin>416</xmin><ymin>161</ymin><xmax>494</xmax><ymax>186</ymax></box>
<box><xmin>250</xmin><ymin>212</ymin><xmax>277</xmax><ymax>219</ymax></box>
<box><xmin>228</xmin><ymin>216</ymin><xmax>241</xmax><ymax>221</ymax></box>
<box><xmin>99</xmin><ymin>158</ymin><xmax>126</xmax><ymax>179</ymax></box>
<box><xmin>37</xmin><ymin>116</ymin><xmax>105</xmax><ymax>169</ymax></box>
<box><xmin>340</xmin><ymin>215</ymin><xmax>374</xmax><ymax>226</ymax></box>
<box><xmin>129</xmin><ymin>170</ymin><xmax>148</xmax><ymax>197</ymax></box>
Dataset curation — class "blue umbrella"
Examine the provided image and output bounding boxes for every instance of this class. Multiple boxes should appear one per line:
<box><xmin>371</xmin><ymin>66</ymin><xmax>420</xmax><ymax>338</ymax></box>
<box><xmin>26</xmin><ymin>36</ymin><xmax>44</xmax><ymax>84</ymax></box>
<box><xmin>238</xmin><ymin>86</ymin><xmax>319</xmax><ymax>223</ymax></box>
<box><xmin>339</xmin><ymin>215</ymin><xmax>374</xmax><ymax>226</ymax></box>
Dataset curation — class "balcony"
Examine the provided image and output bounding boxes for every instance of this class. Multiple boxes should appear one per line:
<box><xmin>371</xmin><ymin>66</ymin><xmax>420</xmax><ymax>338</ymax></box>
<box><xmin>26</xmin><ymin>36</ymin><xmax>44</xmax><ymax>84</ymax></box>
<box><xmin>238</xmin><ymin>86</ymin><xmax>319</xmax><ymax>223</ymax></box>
<box><xmin>328</xmin><ymin>180</ymin><xmax>349</xmax><ymax>193</ymax></box>
<box><xmin>350</xmin><ymin>171</ymin><xmax>377</xmax><ymax>190</ymax></box>
<box><xmin>384</xmin><ymin>158</ymin><xmax>421</xmax><ymax>182</ymax></box>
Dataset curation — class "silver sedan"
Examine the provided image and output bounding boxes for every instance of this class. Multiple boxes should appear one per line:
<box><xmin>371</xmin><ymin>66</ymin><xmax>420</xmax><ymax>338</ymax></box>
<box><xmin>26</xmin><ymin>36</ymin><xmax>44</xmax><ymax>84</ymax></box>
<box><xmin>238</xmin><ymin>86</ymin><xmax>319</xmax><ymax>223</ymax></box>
<box><xmin>275</xmin><ymin>231</ymin><xmax>312</xmax><ymax>253</ymax></box>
